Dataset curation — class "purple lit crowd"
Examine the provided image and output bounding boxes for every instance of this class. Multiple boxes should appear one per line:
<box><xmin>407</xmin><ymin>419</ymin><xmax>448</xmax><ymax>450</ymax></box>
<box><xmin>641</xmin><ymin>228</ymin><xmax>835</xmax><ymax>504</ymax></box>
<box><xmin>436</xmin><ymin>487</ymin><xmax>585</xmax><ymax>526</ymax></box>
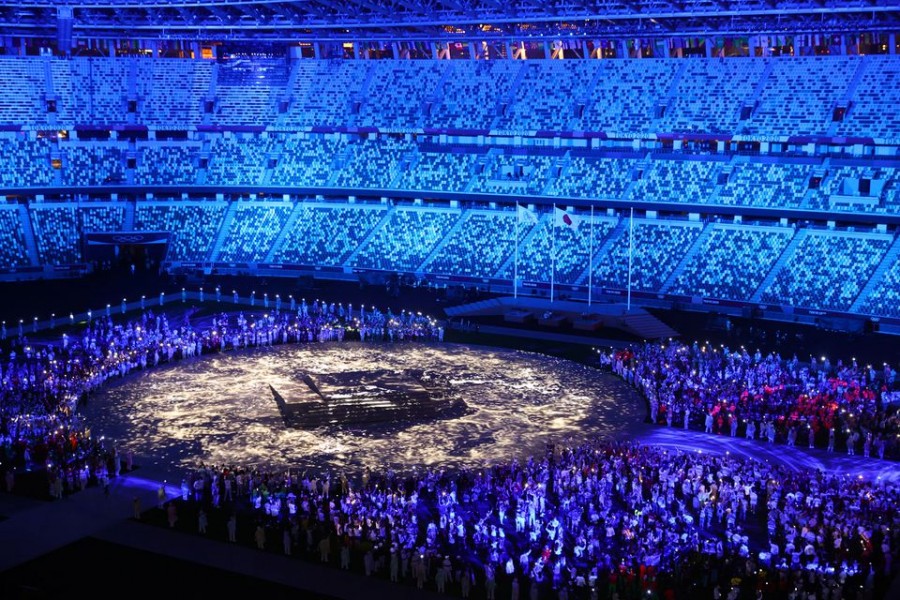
<box><xmin>177</xmin><ymin>437</ymin><xmax>897</xmax><ymax>600</ymax></box>
<box><xmin>1</xmin><ymin>302</ymin><xmax>898</xmax><ymax>599</ymax></box>
<box><xmin>0</xmin><ymin>299</ymin><xmax>443</xmax><ymax>493</ymax></box>
<box><xmin>610</xmin><ymin>341</ymin><xmax>900</xmax><ymax>460</ymax></box>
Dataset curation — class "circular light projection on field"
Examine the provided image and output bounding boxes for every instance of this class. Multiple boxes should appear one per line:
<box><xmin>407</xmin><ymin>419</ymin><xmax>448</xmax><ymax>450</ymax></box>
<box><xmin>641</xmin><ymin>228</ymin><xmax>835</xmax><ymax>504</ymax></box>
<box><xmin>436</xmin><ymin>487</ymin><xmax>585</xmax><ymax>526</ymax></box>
<box><xmin>83</xmin><ymin>342</ymin><xmax>643</xmax><ymax>475</ymax></box>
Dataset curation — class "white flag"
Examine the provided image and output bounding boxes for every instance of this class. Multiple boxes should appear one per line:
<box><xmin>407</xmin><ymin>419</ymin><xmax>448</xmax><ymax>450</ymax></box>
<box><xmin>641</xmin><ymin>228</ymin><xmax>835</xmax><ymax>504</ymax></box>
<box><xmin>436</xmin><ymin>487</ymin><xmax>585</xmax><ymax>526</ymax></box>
<box><xmin>554</xmin><ymin>207</ymin><xmax>580</xmax><ymax>231</ymax></box>
<box><xmin>517</xmin><ymin>204</ymin><xmax>538</xmax><ymax>225</ymax></box>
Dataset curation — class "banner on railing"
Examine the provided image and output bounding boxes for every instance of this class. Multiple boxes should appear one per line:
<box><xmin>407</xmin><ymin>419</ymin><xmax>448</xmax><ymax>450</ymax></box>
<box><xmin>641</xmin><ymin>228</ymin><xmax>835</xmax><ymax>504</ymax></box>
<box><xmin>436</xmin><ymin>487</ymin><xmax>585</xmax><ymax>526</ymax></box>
<box><xmin>84</xmin><ymin>231</ymin><xmax>170</xmax><ymax>245</ymax></box>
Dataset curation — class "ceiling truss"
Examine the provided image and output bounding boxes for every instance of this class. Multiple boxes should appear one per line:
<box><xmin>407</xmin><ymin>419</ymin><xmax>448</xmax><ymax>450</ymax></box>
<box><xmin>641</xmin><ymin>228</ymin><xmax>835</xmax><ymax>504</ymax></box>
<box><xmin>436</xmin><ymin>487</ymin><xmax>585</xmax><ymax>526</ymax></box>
<box><xmin>0</xmin><ymin>0</ymin><xmax>895</xmax><ymax>42</ymax></box>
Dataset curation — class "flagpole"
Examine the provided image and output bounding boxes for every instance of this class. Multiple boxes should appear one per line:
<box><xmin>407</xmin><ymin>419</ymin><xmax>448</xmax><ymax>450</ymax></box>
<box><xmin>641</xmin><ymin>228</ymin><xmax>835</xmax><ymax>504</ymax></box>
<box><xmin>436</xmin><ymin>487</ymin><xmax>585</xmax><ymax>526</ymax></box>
<box><xmin>626</xmin><ymin>206</ymin><xmax>634</xmax><ymax>312</ymax></box>
<box><xmin>551</xmin><ymin>207</ymin><xmax>556</xmax><ymax>304</ymax></box>
<box><xmin>513</xmin><ymin>204</ymin><xmax>519</xmax><ymax>300</ymax></box>
<box><xmin>588</xmin><ymin>205</ymin><xmax>594</xmax><ymax>307</ymax></box>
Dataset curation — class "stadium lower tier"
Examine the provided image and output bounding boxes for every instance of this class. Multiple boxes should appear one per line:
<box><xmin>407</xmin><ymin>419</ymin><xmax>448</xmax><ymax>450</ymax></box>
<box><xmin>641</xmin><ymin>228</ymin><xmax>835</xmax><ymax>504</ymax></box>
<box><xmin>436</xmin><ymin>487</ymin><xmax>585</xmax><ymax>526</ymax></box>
<box><xmin>1</xmin><ymin>196</ymin><xmax>899</xmax><ymax>322</ymax></box>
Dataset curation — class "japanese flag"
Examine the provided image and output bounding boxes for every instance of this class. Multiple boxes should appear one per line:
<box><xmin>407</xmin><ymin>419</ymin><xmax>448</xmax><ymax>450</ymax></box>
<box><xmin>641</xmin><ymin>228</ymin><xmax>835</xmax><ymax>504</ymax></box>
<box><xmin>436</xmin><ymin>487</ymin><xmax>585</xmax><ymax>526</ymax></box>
<box><xmin>554</xmin><ymin>207</ymin><xmax>580</xmax><ymax>231</ymax></box>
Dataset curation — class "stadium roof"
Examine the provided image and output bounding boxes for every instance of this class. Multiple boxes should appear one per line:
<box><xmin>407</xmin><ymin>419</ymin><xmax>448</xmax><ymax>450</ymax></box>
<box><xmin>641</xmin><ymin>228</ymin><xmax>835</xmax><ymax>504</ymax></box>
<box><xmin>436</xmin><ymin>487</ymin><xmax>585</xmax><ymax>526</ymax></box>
<box><xmin>0</xmin><ymin>1</ymin><xmax>897</xmax><ymax>42</ymax></box>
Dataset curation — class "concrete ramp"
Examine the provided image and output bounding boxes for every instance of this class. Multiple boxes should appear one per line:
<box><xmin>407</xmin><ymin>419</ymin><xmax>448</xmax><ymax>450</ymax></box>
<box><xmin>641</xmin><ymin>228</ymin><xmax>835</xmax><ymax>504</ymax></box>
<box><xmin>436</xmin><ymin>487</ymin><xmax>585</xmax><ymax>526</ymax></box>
<box><xmin>444</xmin><ymin>296</ymin><xmax>680</xmax><ymax>341</ymax></box>
<box><xmin>619</xmin><ymin>311</ymin><xmax>679</xmax><ymax>340</ymax></box>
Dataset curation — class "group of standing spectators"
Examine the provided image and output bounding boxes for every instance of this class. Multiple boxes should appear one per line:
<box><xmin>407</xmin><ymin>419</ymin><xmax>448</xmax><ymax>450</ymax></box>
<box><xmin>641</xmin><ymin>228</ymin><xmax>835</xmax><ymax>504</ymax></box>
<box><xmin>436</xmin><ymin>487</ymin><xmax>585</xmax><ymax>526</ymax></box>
<box><xmin>0</xmin><ymin>297</ymin><xmax>443</xmax><ymax>495</ymax></box>
<box><xmin>1</xmin><ymin>296</ymin><xmax>898</xmax><ymax>599</ymax></box>
<box><xmin>609</xmin><ymin>340</ymin><xmax>900</xmax><ymax>460</ymax></box>
<box><xmin>169</xmin><ymin>436</ymin><xmax>897</xmax><ymax>600</ymax></box>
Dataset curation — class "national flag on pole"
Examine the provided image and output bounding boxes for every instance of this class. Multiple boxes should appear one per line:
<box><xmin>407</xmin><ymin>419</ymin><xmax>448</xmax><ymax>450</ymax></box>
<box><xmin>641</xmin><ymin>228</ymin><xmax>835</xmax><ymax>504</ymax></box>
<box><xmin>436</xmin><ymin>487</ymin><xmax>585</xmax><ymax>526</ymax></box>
<box><xmin>517</xmin><ymin>204</ymin><xmax>538</xmax><ymax>225</ymax></box>
<box><xmin>554</xmin><ymin>206</ymin><xmax>580</xmax><ymax>231</ymax></box>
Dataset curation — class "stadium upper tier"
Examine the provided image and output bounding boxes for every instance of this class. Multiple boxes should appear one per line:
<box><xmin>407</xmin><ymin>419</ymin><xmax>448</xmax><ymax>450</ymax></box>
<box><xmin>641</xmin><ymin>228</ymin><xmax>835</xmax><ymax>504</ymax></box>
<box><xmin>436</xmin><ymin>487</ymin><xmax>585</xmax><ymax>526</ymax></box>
<box><xmin>1</xmin><ymin>53</ymin><xmax>899</xmax><ymax>321</ymax></box>
<box><xmin>3</xmin><ymin>134</ymin><xmax>897</xmax><ymax>216</ymax></box>
<box><xmin>0</xmin><ymin>54</ymin><xmax>896</xmax><ymax>140</ymax></box>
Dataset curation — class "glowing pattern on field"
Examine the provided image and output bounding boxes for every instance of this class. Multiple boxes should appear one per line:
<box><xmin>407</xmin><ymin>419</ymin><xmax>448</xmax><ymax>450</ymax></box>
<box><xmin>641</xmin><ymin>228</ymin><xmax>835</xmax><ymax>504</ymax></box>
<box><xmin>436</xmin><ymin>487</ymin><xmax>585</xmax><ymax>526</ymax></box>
<box><xmin>83</xmin><ymin>342</ymin><xmax>644</xmax><ymax>475</ymax></box>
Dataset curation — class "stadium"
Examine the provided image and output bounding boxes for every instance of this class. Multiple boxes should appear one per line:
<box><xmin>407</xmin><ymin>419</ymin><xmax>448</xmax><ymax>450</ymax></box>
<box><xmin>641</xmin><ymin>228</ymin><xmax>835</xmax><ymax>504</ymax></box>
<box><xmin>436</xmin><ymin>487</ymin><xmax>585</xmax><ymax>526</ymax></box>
<box><xmin>0</xmin><ymin>1</ymin><xmax>899</xmax><ymax>598</ymax></box>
